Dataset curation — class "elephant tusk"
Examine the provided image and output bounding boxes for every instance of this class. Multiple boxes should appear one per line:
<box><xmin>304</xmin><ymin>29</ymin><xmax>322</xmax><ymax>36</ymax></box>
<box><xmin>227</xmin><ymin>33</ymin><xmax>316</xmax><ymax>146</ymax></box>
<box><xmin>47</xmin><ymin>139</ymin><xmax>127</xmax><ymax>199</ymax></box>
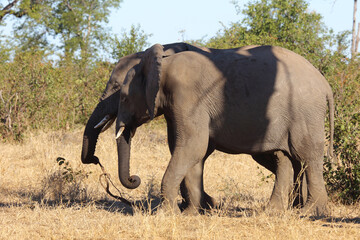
<box><xmin>94</xmin><ymin>115</ymin><xmax>111</xmax><ymax>129</ymax></box>
<box><xmin>116</xmin><ymin>126</ymin><xmax>125</xmax><ymax>139</ymax></box>
<box><xmin>100</xmin><ymin>117</ymin><xmax>115</xmax><ymax>133</ymax></box>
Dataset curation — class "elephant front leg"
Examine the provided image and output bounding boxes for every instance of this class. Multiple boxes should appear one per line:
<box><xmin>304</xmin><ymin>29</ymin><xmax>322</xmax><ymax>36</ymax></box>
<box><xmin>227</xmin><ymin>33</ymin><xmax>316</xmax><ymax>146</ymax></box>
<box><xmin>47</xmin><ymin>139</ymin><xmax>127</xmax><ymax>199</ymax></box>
<box><xmin>180</xmin><ymin>145</ymin><xmax>217</xmax><ymax>215</ymax></box>
<box><xmin>160</xmin><ymin>151</ymin><xmax>209</xmax><ymax>214</ymax></box>
<box><xmin>180</xmin><ymin>160</ymin><xmax>218</xmax><ymax>215</ymax></box>
<box><xmin>252</xmin><ymin>152</ymin><xmax>292</xmax><ymax>211</ymax></box>
<box><xmin>160</xmin><ymin>121</ymin><xmax>210</xmax><ymax>214</ymax></box>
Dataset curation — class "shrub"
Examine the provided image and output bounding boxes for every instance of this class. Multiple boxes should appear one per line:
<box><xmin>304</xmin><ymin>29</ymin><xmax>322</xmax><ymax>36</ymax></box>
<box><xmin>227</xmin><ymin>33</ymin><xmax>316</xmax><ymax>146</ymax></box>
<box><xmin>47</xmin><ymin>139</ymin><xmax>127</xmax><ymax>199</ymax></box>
<box><xmin>324</xmin><ymin>60</ymin><xmax>360</xmax><ymax>204</ymax></box>
<box><xmin>39</xmin><ymin>157</ymin><xmax>92</xmax><ymax>203</ymax></box>
<box><xmin>0</xmin><ymin>50</ymin><xmax>112</xmax><ymax>141</ymax></box>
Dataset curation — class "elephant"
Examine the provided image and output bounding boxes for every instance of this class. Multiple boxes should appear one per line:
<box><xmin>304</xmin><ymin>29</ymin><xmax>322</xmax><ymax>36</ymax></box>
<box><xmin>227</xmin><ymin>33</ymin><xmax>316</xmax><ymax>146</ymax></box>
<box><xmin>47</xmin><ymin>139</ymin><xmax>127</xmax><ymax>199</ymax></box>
<box><xmin>80</xmin><ymin>42</ymin><xmax>296</xmax><ymax>212</ymax></box>
<box><xmin>113</xmin><ymin>43</ymin><xmax>334</xmax><ymax>215</ymax></box>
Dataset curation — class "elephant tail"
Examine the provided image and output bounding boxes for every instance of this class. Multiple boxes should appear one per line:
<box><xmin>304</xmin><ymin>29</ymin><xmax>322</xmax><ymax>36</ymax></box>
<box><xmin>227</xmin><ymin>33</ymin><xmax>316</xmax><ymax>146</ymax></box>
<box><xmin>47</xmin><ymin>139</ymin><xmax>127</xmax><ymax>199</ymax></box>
<box><xmin>327</xmin><ymin>90</ymin><xmax>335</xmax><ymax>160</ymax></box>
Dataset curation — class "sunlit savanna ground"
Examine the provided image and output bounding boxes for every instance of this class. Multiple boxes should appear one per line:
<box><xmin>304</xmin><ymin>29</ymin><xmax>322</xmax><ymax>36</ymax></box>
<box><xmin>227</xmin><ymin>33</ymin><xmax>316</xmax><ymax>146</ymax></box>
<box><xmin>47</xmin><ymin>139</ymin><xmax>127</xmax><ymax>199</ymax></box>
<box><xmin>0</xmin><ymin>121</ymin><xmax>359</xmax><ymax>239</ymax></box>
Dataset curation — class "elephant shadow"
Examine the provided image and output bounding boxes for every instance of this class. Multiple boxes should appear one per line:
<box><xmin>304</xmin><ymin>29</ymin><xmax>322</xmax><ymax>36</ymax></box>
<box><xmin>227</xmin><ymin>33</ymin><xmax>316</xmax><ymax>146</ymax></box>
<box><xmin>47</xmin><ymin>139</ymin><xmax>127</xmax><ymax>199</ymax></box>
<box><xmin>2</xmin><ymin>188</ymin><xmax>359</xmax><ymax>226</ymax></box>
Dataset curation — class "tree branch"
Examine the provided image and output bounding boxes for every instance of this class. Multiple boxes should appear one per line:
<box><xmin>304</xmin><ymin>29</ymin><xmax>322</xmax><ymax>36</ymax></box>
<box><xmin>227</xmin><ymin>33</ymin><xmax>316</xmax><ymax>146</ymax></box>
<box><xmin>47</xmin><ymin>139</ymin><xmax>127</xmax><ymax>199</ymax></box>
<box><xmin>2</xmin><ymin>0</ymin><xmax>20</xmax><ymax>11</ymax></box>
<box><xmin>65</xmin><ymin>0</ymin><xmax>73</xmax><ymax>11</ymax></box>
<box><xmin>0</xmin><ymin>0</ymin><xmax>27</xmax><ymax>22</ymax></box>
<box><xmin>355</xmin><ymin>22</ymin><xmax>360</xmax><ymax>54</ymax></box>
<box><xmin>352</xmin><ymin>0</ymin><xmax>358</xmax><ymax>57</ymax></box>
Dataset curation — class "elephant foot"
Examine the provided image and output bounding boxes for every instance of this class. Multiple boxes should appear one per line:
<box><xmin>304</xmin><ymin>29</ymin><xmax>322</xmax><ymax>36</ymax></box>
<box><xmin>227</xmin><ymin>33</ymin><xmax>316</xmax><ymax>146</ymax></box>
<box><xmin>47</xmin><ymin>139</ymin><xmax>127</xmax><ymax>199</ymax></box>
<box><xmin>266</xmin><ymin>189</ymin><xmax>288</xmax><ymax>212</ymax></box>
<box><xmin>156</xmin><ymin>205</ymin><xmax>181</xmax><ymax>215</ymax></box>
<box><xmin>156</xmin><ymin>199</ymin><xmax>181</xmax><ymax>215</ymax></box>
<box><xmin>202</xmin><ymin>193</ymin><xmax>219</xmax><ymax>210</ymax></box>
<box><xmin>298</xmin><ymin>202</ymin><xmax>329</xmax><ymax>217</ymax></box>
<box><xmin>182</xmin><ymin>206</ymin><xmax>200</xmax><ymax>216</ymax></box>
<box><xmin>180</xmin><ymin>193</ymin><xmax>219</xmax><ymax>215</ymax></box>
<box><xmin>266</xmin><ymin>200</ymin><xmax>286</xmax><ymax>212</ymax></box>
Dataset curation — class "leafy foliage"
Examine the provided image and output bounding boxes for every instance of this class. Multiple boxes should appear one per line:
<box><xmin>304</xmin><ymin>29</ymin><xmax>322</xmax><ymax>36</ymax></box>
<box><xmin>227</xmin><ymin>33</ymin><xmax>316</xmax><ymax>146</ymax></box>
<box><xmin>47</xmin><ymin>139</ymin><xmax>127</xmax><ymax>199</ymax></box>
<box><xmin>207</xmin><ymin>0</ymin><xmax>335</xmax><ymax>72</ymax></box>
<box><xmin>111</xmin><ymin>24</ymin><xmax>152</xmax><ymax>59</ymax></box>
<box><xmin>0</xmin><ymin>36</ymin><xmax>11</xmax><ymax>63</ymax></box>
<box><xmin>56</xmin><ymin>157</ymin><xmax>91</xmax><ymax>184</ymax></box>
<box><xmin>324</xmin><ymin>60</ymin><xmax>360</xmax><ymax>204</ymax></box>
<box><xmin>3</xmin><ymin>0</ymin><xmax>123</xmax><ymax>62</ymax></box>
<box><xmin>0</xmin><ymin>50</ymin><xmax>112</xmax><ymax>140</ymax></box>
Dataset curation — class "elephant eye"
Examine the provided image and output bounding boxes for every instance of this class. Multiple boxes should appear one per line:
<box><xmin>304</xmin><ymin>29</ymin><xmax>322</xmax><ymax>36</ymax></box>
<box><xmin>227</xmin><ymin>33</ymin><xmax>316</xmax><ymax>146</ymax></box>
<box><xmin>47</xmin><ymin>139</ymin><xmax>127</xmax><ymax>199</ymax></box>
<box><xmin>120</xmin><ymin>95</ymin><xmax>128</xmax><ymax>103</ymax></box>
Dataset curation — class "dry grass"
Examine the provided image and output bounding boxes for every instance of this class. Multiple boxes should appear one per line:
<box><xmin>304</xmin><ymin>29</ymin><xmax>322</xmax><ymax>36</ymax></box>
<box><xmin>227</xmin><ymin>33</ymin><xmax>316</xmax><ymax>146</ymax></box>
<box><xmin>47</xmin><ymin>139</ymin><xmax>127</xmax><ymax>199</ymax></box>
<box><xmin>0</xmin><ymin>122</ymin><xmax>359</xmax><ymax>239</ymax></box>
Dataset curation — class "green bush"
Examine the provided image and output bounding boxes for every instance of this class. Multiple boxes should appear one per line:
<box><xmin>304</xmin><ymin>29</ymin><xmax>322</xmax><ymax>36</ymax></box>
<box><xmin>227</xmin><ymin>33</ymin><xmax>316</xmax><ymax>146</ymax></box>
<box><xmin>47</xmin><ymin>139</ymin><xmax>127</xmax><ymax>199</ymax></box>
<box><xmin>324</xmin><ymin>60</ymin><xmax>360</xmax><ymax>204</ymax></box>
<box><xmin>0</xmin><ymin>50</ymin><xmax>112</xmax><ymax>141</ymax></box>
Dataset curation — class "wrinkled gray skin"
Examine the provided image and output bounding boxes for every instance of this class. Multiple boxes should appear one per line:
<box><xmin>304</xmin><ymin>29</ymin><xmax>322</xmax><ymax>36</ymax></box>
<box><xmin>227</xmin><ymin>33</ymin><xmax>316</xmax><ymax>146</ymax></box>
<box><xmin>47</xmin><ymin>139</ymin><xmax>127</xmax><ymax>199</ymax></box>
<box><xmin>81</xmin><ymin>42</ymin><xmax>306</xmax><ymax>214</ymax></box>
<box><xmin>115</xmin><ymin>43</ymin><xmax>334</xmax><ymax>215</ymax></box>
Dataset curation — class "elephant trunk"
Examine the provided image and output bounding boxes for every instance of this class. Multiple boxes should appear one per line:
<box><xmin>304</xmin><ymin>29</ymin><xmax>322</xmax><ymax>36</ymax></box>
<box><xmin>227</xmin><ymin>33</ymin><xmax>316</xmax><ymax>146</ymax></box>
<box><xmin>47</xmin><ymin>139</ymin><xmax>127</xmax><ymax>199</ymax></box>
<box><xmin>116</xmin><ymin>127</ymin><xmax>141</xmax><ymax>189</ymax></box>
<box><xmin>81</xmin><ymin>103</ymin><xmax>105</xmax><ymax>164</ymax></box>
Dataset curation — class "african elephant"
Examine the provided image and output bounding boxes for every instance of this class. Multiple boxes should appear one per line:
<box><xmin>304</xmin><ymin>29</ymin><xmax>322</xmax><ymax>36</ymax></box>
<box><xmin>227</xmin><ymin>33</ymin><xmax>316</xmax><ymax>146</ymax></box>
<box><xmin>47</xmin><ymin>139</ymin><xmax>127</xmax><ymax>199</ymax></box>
<box><xmin>81</xmin><ymin>42</ymin><xmax>300</xmax><ymax>214</ymax></box>
<box><xmin>114</xmin><ymin>43</ymin><xmax>334</xmax><ymax>215</ymax></box>
<box><xmin>81</xmin><ymin>42</ymin><xmax>301</xmax><ymax>213</ymax></box>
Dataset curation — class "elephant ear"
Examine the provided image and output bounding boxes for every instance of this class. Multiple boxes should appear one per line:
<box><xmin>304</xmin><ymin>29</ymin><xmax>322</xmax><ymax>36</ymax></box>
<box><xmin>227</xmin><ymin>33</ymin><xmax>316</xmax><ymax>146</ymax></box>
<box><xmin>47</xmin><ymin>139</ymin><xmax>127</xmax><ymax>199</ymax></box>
<box><xmin>143</xmin><ymin>44</ymin><xmax>164</xmax><ymax>119</ymax></box>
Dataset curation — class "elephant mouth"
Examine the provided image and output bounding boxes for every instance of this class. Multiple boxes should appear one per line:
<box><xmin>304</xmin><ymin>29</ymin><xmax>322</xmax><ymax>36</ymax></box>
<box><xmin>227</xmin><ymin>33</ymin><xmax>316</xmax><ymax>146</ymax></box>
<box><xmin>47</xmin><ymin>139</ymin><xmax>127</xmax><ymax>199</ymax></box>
<box><xmin>116</xmin><ymin>123</ymin><xmax>137</xmax><ymax>140</ymax></box>
<box><xmin>94</xmin><ymin>114</ymin><xmax>116</xmax><ymax>132</ymax></box>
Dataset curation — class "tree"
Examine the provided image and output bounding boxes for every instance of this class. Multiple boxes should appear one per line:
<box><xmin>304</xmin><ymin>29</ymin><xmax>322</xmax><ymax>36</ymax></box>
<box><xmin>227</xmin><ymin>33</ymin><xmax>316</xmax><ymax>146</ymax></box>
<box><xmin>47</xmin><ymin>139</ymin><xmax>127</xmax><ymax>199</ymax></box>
<box><xmin>111</xmin><ymin>24</ymin><xmax>152</xmax><ymax>60</ymax></box>
<box><xmin>9</xmin><ymin>0</ymin><xmax>122</xmax><ymax>62</ymax></box>
<box><xmin>48</xmin><ymin>0</ymin><xmax>123</xmax><ymax>62</ymax></box>
<box><xmin>0</xmin><ymin>0</ymin><xmax>26</xmax><ymax>23</ymax></box>
<box><xmin>207</xmin><ymin>0</ymin><xmax>332</xmax><ymax>71</ymax></box>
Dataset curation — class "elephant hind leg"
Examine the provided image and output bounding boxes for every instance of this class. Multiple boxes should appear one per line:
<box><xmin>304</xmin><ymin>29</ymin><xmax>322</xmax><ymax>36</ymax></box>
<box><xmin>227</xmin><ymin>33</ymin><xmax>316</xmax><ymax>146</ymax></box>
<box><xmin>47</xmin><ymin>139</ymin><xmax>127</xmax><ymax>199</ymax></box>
<box><xmin>290</xmin><ymin>140</ymin><xmax>328</xmax><ymax>216</ymax></box>
<box><xmin>270</xmin><ymin>151</ymin><xmax>293</xmax><ymax>211</ymax></box>
<box><xmin>252</xmin><ymin>151</ymin><xmax>293</xmax><ymax>211</ymax></box>
<box><xmin>302</xmin><ymin>155</ymin><xmax>328</xmax><ymax>216</ymax></box>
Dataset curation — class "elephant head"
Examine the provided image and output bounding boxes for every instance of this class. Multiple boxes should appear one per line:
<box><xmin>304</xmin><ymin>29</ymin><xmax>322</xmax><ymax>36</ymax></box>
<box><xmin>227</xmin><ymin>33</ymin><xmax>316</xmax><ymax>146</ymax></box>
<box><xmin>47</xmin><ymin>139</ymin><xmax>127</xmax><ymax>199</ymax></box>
<box><xmin>114</xmin><ymin>44</ymin><xmax>165</xmax><ymax>189</ymax></box>
<box><xmin>81</xmin><ymin>52</ymin><xmax>144</xmax><ymax>165</ymax></box>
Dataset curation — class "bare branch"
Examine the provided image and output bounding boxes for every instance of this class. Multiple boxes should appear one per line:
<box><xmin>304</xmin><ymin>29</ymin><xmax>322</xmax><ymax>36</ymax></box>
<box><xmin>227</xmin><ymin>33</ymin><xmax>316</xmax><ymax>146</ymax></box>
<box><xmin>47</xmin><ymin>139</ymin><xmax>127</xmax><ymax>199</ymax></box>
<box><xmin>355</xmin><ymin>22</ymin><xmax>360</xmax><ymax>53</ymax></box>
<box><xmin>352</xmin><ymin>0</ymin><xmax>358</xmax><ymax>57</ymax></box>
<box><xmin>0</xmin><ymin>91</ymin><xmax>5</xmax><ymax>106</ymax></box>
<box><xmin>65</xmin><ymin>0</ymin><xmax>73</xmax><ymax>11</ymax></box>
<box><xmin>0</xmin><ymin>0</ymin><xmax>26</xmax><ymax>22</ymax></box>
<box><xmin>2</xmin><ymin>0</ymin><xmax>20</xmax><ymax>11</ymax></box>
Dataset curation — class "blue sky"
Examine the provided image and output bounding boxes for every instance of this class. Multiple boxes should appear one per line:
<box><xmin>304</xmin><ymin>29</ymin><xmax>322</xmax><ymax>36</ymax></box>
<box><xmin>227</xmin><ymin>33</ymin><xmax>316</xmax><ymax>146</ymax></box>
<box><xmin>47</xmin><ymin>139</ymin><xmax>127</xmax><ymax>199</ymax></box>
<box><xmin>0</xmin><ymin>0</ymin><xmax>356</xmax><ymax>47</ymax></box>
<box><xmin>110</xmin><ymin>0</ymin><xmax>356</xmax><ymax>45</ymax></box>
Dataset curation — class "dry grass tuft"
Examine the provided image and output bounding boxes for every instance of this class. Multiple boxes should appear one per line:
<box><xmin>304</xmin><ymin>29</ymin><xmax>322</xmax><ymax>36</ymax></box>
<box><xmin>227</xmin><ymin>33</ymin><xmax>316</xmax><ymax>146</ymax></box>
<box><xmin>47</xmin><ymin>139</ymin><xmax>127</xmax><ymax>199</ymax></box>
<box><xmin>1</xmin><ymin>123</ymin><xmax>359</xmax><ymax>239</ymax></box>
